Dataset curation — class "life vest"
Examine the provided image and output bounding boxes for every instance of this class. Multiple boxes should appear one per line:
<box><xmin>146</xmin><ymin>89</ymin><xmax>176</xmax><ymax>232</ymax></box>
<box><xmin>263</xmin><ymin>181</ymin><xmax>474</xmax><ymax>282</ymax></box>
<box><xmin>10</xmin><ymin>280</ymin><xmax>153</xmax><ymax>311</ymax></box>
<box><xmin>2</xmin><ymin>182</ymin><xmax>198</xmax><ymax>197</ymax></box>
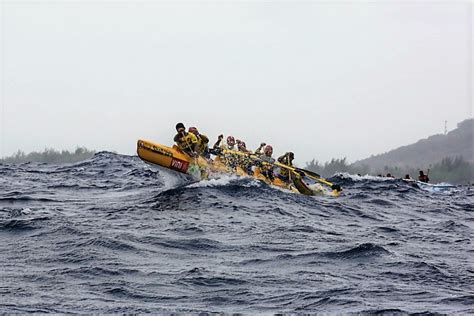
<box><xmin>175</xmin><ymin>132</ymin><xmax>198</xmax><ymax>151</ymax></box>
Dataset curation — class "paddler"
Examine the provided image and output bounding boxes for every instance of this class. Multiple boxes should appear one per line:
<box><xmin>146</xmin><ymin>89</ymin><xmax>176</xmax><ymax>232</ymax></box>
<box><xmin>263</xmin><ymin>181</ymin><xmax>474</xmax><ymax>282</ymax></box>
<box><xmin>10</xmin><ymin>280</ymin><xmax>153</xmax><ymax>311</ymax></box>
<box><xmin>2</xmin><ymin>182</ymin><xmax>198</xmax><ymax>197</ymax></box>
<box><xmin>255</xmin><ymin>143</ymin><xmax>275</xmax><ymax>180</ymax></box>
<box><xmin>276</xmin><ymin>152</ymin><xmax>295</xmax><ymax>183</ymax></box>
<box><xmin>211</xmin><ymin>135</ymin><xmax>238</xmax><ymax>169</ymax></box>
<box><xmin>211</xmin><ymin>135</ymin><xmax>236</xmax><ymax>154</ymax></box>
<box><xmin>236</xmin><ymin>140</ymin><xmax>251</xmax><ymax>153</ymax></box>
<box><xmin>173</xmin><ymin>123</ymin><xmax>198</xmax><ymax>157</ymax></box>
<box><xmin>188</xmin><ymin>127</ymin><xmax>210</xmax><ymax>158</ymax></box>
<box><xmin>236</xmin><ymin>140</ymin><xmax>253</xmax><ymax>175</ymax></box>
<box><xmin>221</xmin><ymin>135</ymin><xmax>236</xmax><ymax>150</ymax></box>
<box><xmin>418</xmin><ymin>170</ymin><xmax>430</xmax><ymax>183</ymax></box>
<box><xmin>255</xmin><ymin>143</ymin><xmax>275</xmax><ymax>163</ymax></box>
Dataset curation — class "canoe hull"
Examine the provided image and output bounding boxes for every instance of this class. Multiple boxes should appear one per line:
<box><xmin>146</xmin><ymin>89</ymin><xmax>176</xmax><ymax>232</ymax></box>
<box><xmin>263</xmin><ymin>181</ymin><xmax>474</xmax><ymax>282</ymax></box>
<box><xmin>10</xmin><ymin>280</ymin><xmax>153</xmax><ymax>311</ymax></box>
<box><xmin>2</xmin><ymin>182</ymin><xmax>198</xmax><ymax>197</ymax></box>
<box><xmin>137</xmin><ymin>139</ymin><xmax>338</xmax><ymax>196</ymax></box>
<box><xmin>137</xmin><ymin>139</ymin><xmax>208</xmax><ymax>180</ymax></box>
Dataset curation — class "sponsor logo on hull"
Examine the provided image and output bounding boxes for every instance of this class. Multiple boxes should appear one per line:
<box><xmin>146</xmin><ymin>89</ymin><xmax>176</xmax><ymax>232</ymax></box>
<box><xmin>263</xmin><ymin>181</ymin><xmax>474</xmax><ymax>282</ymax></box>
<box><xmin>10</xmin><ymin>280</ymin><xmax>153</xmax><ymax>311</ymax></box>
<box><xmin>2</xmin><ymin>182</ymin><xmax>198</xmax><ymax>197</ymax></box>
<box><xmin>170</xmin><ymin>158</ymin><xmax>189</xmax><ymax>172</ymax></box>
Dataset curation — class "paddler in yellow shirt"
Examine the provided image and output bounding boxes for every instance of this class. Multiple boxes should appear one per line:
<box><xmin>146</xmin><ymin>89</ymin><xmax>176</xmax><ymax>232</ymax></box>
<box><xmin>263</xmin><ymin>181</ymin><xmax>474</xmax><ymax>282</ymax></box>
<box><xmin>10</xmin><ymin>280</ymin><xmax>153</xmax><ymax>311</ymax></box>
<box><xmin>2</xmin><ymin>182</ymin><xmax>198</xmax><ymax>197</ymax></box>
<box><xmin>173</xmin><ymin>123</ymin><xmax>198</xmax><ymax>157</ymax></box>
<box><xmin>188</xmin><ymin>127</ymin><xmax>210</xmax><ymax>158</ymax></box>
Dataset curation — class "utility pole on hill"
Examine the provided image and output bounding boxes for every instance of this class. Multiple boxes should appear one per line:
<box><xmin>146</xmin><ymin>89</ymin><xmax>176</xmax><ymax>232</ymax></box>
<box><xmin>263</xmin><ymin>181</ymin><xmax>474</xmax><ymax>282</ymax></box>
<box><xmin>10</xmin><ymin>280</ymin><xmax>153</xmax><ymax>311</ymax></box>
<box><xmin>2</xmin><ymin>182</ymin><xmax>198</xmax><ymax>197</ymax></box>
<box><xmin>444</xmin><ymin>120</ymin><xmax>448</xmax><ymax>135</ymax></box>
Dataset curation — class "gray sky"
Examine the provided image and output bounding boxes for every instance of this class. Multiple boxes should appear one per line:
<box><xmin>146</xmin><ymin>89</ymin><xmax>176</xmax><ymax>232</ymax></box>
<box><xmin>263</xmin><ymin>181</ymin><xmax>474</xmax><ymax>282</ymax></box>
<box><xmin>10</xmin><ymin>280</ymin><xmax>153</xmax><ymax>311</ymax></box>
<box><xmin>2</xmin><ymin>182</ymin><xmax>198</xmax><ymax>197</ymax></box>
<box><xmin>1</xmin><ymin>1</ymin><xmax>472</xmax><ymax>165</ymax></box>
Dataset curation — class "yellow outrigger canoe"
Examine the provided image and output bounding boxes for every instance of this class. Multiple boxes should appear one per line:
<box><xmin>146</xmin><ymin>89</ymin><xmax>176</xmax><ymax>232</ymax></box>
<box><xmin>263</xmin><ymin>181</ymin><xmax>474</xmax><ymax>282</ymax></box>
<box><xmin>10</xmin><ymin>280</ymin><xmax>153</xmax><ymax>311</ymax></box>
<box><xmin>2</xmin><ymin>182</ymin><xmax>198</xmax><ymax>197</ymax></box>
<box><xmin>137</xmin><ymin>139</ymin><xmax>341</xmax><ymax>197</ymax></box>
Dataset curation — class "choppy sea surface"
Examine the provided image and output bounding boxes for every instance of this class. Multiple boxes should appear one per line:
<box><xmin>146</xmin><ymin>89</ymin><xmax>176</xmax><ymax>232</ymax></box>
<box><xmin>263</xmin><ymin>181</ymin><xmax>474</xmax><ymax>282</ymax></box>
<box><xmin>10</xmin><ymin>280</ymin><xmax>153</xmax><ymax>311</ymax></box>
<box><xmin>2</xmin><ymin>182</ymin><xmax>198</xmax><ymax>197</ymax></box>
<box><xmin>1</xmin><ymin>152</ymin><xmax>473</xmax><ymax>314</ymax></box>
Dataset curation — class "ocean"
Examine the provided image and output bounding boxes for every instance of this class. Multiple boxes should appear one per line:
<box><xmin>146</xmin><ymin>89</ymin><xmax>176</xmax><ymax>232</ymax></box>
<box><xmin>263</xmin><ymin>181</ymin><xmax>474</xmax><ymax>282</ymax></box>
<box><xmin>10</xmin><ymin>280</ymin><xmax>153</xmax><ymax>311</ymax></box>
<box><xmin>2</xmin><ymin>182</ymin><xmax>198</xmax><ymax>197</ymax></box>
<box><xmin>1</xmin><ymin>152</ymin><xmax>472</xmax><ymax>314</ymax></box>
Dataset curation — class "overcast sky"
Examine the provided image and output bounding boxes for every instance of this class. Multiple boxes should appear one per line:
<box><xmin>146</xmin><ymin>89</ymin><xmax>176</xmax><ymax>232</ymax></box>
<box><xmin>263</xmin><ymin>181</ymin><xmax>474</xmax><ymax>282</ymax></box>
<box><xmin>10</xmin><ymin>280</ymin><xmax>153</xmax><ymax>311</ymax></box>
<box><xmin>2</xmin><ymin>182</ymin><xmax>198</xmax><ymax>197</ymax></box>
<box><xmin>0</xmin><ymin>1</ymin><xmax>472</xmax><ymax>164</ymax></box>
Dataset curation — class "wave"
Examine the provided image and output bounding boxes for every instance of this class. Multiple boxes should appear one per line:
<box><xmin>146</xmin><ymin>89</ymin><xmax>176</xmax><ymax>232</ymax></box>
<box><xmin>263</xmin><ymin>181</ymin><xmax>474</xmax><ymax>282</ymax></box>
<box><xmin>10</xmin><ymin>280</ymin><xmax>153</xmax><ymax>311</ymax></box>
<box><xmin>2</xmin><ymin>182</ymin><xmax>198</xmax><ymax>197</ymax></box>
<box><xmin>322</xmin><ymin>243</ymin><xmax>391</xmax><ymax>260</ymax></box>
<box><xmin>0</xmin><ymin>151</ymin><xmax>472</xmax><ymax>313</ymax></box>
<box><xmin>0</xmin><ymin>218</ymin><xmax>41</xmax><ymax>232</ymax></box>
<box><xmin>140</xmin><ymin>236</ymin><xmax>222</xmax><ymax>252</ymax></box>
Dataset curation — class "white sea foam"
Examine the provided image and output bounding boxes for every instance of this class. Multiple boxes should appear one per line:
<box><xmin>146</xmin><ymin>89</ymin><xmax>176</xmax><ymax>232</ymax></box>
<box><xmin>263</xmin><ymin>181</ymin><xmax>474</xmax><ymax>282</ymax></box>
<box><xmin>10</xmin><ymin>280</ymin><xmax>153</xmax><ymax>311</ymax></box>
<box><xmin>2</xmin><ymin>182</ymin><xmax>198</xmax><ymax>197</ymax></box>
<box><xmin>186</xmin><ymin>174</ymin><xmax>261</xmax><ymax>188</ymax></box>
<box><xmin>416</xmin><ymin>181</ymin><xmax>457</xmax><ymax>194</ymax></box>
<box><xmin>142</xmin><ymin>163</ymin><xmax>193</xmax><ymax>190</ymax></box>
<box><xmin>336</xmin><ymin>172</ymin><xmax>397</xmax><ymax>182</ymax></box>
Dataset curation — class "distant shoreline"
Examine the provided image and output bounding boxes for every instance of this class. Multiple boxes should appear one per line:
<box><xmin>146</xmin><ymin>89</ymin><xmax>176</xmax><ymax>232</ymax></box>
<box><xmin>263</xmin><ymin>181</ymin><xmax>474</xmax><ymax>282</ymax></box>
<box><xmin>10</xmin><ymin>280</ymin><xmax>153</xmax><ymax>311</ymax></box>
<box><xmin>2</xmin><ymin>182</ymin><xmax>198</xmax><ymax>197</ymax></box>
<box><xmin>0</xmin><ymin>147</ymin><xmax>96</xmax><ymax>164</ymax></box>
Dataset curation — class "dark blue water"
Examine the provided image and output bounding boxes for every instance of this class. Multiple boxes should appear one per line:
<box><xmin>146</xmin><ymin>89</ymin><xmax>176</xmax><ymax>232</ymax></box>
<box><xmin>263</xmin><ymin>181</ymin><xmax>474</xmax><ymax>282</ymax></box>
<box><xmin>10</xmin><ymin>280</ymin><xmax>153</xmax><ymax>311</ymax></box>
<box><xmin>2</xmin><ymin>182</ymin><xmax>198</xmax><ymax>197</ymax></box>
<box><xmin>1</xmin><ymin>152</ymin><xmax>473</xmax><ymax>314</ymax></box>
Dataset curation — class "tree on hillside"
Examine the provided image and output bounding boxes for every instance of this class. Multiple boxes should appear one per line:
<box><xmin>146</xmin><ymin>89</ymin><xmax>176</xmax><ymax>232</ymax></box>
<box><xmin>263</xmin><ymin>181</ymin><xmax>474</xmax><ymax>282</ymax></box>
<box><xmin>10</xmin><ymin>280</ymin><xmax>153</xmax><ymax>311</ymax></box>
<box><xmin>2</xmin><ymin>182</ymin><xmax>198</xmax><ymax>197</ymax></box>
<box><xmin>0</xmin><ymin>147</ymin><xmax>96</xmax><ymax>164</ymax></box>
